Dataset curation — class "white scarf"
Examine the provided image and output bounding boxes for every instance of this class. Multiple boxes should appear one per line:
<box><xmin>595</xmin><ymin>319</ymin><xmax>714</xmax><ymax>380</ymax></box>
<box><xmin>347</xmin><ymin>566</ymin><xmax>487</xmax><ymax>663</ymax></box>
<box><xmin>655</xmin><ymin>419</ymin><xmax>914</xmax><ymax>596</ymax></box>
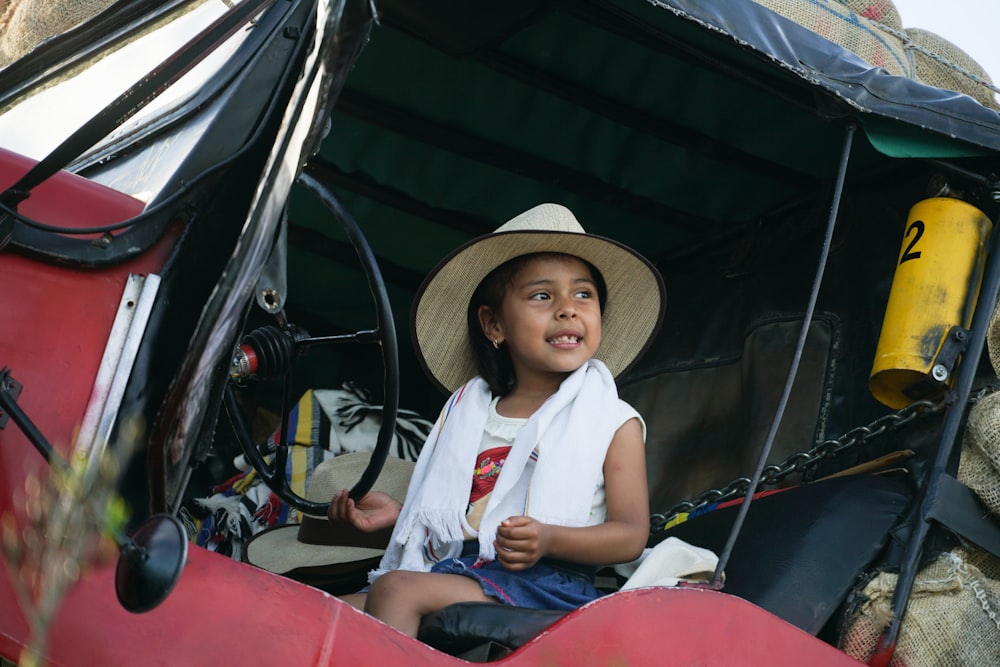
<box><xmin>370</xmin><ymin>360</ymin><xmax>620</xmax><ymax>580</ymax></box>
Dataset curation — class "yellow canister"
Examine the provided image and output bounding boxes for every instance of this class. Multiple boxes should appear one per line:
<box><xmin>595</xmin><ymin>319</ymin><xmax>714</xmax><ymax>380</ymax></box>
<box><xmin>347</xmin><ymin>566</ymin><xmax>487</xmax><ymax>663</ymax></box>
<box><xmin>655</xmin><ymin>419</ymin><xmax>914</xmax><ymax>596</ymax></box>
<box><xmin>869</xmin><ymin>197</ymin><xmax>992</xmax><ymax>409</ymax></box>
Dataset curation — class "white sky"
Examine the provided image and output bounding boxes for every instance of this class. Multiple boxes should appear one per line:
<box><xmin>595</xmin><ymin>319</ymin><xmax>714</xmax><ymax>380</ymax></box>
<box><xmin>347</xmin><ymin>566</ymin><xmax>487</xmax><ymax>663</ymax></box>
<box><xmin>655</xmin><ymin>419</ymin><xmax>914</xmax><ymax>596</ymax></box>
<box><xmin>893</xmin><ymin>0</ymin><xmax>1000</xmax><ymax>82</ymax></box>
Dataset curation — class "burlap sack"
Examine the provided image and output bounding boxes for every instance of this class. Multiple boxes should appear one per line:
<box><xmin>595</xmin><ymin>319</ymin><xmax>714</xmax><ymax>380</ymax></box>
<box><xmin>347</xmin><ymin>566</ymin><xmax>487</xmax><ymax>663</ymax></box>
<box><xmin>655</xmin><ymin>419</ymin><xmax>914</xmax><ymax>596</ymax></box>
<box><xmin>906</xmin><ymin>28</ymin><xmax>999</xmax><ymax>111</ymax></box>
<box><xmin>0</xmin><ymin>0</ymin><xmax>117</xmax><ymax>67</ymax></box>
<box><xmin>840</xmin><ymin>548</ymin><xmax>1000</xmax><ymax>666</ymax></box>
<box><xmin>958</xmin><ymin>390</ymin><xmax>1000</xmax><ymax>518</ymax></box>
<box><xmin>831</xmin><ymin>1</ymin><xmax>902</xmax><ymax>30</ymax></box>
<box><xmin>990</xmin><ymin>297</ymin><xmax>1000</xmax><ymax>377</ymax></box>
<box><xmin>972</xmin><ymin>298</ymin><xmax>1000</xmax><ymax>516</ymax></box>
<box><xmin>751</xmin><ymin>0</ymin><xmax>913</xmax><ymax>77</ymax></box>
<box><xmin>753</xmin><ymin>0</ymin><xmax>999</xmax><ymax>110</ymax></box>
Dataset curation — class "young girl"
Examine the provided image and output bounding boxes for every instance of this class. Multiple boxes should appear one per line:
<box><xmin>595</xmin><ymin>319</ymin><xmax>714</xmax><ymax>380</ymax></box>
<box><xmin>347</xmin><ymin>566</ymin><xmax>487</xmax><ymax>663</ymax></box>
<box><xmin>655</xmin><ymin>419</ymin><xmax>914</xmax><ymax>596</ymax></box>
<box><xmin>330</xmin><ymin>203</ymin><xmax>665</xmax><ymax>637</ymax></box>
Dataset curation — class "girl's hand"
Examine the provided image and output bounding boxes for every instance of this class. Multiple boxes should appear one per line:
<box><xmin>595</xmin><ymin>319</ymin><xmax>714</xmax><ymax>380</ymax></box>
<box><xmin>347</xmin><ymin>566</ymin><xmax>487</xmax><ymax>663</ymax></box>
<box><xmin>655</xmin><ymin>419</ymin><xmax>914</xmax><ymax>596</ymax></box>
<box><xmin>494</xmin><ymin>516</ymin><xmax>551</xmax><ymax>570</ymax></box>
<box><xmin>327</xmin><ymin>489</ymin><xmax>402</xmax><ymax>533</ymax></box>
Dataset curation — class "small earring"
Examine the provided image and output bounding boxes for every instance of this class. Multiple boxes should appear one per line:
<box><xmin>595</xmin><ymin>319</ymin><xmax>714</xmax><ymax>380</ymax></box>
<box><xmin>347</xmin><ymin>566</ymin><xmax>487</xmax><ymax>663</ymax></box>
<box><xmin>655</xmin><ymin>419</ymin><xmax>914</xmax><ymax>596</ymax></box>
<box><xmin>492</xmin><ymin>339</ymin><xmax>501</xmax><ymax>349</ymax></box>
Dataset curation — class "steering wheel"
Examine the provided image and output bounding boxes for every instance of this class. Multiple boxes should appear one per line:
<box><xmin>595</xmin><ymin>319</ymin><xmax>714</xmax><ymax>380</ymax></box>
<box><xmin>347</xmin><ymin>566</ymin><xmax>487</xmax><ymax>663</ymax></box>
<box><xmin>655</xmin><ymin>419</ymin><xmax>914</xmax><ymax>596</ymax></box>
<box><xmin>224</xmin><ymin>171</ymin><xmax>399</xmax><ymax>516</ymax></box>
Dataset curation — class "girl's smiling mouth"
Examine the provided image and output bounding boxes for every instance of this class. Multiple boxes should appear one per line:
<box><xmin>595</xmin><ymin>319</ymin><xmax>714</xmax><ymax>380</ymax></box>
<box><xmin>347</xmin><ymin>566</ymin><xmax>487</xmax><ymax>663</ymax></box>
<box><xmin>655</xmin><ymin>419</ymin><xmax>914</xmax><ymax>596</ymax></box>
<box><xmin>547</xmin><ymin>334</ymin><xmax>582</xmax><ymax>345</ymax></box>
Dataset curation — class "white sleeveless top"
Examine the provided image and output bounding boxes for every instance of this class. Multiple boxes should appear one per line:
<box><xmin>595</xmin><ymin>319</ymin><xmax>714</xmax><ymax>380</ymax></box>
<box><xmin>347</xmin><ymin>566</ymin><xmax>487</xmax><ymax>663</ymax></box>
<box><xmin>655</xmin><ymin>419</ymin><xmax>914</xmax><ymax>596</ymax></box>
<box><xmin>454</xmin><ymin>396</ymin><xmax>645</xmax><ymax>541</ymax></box>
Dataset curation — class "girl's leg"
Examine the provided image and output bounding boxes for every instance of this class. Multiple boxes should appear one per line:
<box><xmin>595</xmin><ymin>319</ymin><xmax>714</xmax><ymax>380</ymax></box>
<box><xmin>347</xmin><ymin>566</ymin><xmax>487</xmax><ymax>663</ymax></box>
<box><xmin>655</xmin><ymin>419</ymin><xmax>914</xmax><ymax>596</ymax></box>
<box><xmin>339</xmin><ymin>592</ymin><xmax>367</xmax><ymax>611</ymax></box>
<box><xmin>365</xmin><ymin>570</ymin><xmax>497</xmax><ymax>637</ymax></box>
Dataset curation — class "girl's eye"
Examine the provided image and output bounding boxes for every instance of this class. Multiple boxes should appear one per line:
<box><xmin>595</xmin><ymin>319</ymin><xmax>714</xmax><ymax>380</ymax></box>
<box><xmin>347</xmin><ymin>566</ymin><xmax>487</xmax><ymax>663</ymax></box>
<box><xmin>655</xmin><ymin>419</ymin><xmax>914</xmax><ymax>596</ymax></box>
<box><xmin>529</xmin><ymin>292</ymin><xmax>550</xmax><ymax>301</ymax></box>
<box><xmin>575</xmin><ymin>290</ymin><xmax>592</xmax><ymax>299</ymax></box>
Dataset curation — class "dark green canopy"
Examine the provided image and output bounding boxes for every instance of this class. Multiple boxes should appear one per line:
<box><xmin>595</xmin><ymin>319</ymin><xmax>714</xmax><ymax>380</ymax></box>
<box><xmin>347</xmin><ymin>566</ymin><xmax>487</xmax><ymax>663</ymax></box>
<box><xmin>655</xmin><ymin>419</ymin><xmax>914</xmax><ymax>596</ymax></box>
<box><xmin>284</xmin><ymin>0</ymin><xmax>1000</xmax><ymax>398</ymax></box>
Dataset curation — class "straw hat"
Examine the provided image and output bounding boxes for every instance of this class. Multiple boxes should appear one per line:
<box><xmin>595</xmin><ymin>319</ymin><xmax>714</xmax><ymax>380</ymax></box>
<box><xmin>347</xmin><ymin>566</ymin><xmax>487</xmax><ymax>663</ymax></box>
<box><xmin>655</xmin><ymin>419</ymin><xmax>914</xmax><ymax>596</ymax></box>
<box><xmin>244</xmin><ymin>452</ymin><xmax>413</xmax><ymax>576</ymax></box>
<box><xmin>412</xmin><ymin>203</ymin><xmax>666</xmax><ymax>393</ymax></box>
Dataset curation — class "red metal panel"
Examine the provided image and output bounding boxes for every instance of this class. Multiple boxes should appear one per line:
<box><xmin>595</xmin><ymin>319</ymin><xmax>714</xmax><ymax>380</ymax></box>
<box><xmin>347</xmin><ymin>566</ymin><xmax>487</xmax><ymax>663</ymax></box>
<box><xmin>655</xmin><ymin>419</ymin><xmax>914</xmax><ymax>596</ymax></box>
<box><xmin>0</xmin><ymin>147</ymin><xmax>185</xmax><ymax>666</ymax></box>
<box><xmin>1</xmin><ymin>544</ymin><xmax>865</xmax><ymax>666</ymax></box>
<box><xmin>510</xmin><ymin>587</ymin><xmax>866</xmax><ymax>666</ymax></box>
<box><xmin>0</xmin><ymin>148</ymin><xmax>175</xmax><ymax>519</ymax></box>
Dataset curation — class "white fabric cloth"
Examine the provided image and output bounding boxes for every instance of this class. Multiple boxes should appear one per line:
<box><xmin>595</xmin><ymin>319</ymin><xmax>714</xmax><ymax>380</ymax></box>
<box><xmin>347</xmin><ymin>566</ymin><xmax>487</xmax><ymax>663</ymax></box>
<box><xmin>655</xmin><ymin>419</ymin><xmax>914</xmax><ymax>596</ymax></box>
<box><xmin>371</xmin><ymin>360</ymin><xmax>620</xmax><ymax>581</ymax></box>
<box><xmin>616</xmin><ymin>537</ymin><xmax>720</xmax><ymax>590</ymax></box>
<box><xmin>432</xmin><ymin>396</ymin><xmax>644</xmax><ymax>553</ymax></box>
<box><xmin>475</xmin><ymin>396</ymin><xmax>644</xmax><ymax>529</ymax></box>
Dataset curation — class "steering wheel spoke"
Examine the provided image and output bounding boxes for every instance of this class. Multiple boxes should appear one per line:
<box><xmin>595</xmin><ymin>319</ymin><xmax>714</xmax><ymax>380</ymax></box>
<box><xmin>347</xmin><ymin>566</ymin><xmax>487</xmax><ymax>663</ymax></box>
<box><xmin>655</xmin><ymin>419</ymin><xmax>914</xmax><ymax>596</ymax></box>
<box><xmin>298</xmin><ymin>329</ymin><xmax>380</xmax><ymax>347</ymax></box>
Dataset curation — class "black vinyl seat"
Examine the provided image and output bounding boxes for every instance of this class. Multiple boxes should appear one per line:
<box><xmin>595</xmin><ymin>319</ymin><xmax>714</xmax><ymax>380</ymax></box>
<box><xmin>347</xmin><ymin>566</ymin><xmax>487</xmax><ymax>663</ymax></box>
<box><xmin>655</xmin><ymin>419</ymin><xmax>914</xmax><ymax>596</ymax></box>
<box><xmin>418</xmin><ymin>603</ymin><xmax>568</xmax><ymax>660</ymax></box>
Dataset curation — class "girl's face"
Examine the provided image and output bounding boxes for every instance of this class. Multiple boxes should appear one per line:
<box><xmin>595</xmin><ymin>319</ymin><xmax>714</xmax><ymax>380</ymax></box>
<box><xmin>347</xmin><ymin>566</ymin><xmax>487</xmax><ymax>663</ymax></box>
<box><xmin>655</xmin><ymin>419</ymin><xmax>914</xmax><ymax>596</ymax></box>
<box><xmin>478</xmin><ymin>254</ymin><xmax>602</xmax><ymax>388</ymax></box>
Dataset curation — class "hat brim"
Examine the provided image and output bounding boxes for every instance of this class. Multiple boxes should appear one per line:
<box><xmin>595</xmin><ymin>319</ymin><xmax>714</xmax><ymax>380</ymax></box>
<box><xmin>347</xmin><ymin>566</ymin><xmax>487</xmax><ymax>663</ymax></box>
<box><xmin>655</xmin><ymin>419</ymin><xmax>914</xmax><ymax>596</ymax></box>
<box><xmin>245</xmin><ymin>524</ymin><xmax>386</xmax><ymax>574</ymax></box>
<box><xmin>244</xmin><ymin>453</ymin><xmax>414</xmax><ymax>574</ymax></box>
<box><xmin>413</xmin><ymin>229</ymin><xmax>666</xmax><ymax>393</ymax></box>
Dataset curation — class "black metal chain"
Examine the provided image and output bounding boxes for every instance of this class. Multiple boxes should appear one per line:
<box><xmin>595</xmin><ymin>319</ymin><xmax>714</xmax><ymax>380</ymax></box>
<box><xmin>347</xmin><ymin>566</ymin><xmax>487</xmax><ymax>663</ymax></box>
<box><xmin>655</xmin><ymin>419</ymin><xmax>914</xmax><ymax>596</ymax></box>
<box><xmin>649</xmin><ymin>397</ymin><xmax>950</xmax><ymax>532</ymax></box>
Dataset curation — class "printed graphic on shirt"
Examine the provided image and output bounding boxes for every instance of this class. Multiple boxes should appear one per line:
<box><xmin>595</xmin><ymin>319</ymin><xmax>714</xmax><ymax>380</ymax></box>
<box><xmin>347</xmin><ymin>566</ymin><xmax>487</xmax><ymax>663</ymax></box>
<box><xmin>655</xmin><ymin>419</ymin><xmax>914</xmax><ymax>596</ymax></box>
<box><xmin>465</xmin><ymin>446</ymin><xmax>509</xmax><ymax>533</ymax></box>
<box><xmin>470</xmin><ymin>446</ymin><xmax>509</xmax><ymax>503</ymax></box>
<box><xmin>465</xmin><ymin>445</ymin><xmax>539</xmax><ymax>533</ymax></box>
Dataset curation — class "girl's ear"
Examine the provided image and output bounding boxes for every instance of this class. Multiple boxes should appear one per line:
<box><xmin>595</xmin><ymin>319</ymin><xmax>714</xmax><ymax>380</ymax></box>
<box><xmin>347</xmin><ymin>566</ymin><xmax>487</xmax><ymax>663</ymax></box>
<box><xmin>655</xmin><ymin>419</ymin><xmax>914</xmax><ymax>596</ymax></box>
<box><xmin>478</xmin><ymin>305</ymin><xmax>502</xmax><ymax>341</ymax></box>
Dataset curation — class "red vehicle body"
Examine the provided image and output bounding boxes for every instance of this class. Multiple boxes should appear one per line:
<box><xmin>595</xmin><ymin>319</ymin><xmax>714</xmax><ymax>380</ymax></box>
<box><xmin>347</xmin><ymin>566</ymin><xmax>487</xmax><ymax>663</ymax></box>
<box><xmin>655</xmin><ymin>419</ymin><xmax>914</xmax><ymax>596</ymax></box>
<box><xmin>0</xmin><ymin>143</ymin><xmax>867</xmax><ymax>666</ymax></box>
<box><xmin>2</xmin><ymin>0</ymin><xmax>1000</xmax><ymax>665</ymax></box>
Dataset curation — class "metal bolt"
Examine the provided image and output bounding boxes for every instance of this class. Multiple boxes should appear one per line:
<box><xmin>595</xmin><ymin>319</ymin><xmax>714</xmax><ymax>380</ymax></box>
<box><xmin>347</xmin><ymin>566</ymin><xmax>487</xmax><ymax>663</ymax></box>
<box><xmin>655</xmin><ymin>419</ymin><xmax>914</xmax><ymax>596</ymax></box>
<box><xmin>931</xmin><ymin>364</ymin><xmax>949</xmax><ymax>382</ymax></box>
<box><xmin>954</xmin><ymin>329</ymin><xmax>967</xmax><ymax>341</ymax></box>
<box><xmin>260</xmin><ymin>288</ymin><xmax>282</xmax><ymax>313</ymax></box>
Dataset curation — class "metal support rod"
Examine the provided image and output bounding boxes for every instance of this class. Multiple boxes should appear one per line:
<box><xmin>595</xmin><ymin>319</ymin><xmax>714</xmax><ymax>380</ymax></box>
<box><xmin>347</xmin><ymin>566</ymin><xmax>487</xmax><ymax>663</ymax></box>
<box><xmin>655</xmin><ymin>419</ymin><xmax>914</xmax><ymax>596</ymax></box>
<box><xmin>870</xmin><ymin>185</ymin><xmax>1000</xmax><ymax>666</ymax></box>
<box><xmin>710</xmin><ymin>123</ymin><xmax>857</xmax><ymax>586</ymax></box>
<box><xmin>0</xmin><ymin>367</ymin><xmax>66</xmax><ymax>469</ymax></box>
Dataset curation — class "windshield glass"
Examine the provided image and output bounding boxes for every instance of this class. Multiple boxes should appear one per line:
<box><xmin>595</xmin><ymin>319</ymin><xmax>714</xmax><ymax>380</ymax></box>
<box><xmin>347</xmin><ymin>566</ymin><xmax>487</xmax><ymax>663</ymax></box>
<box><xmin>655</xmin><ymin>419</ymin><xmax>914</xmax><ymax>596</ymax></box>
<box><xmin>0</xmin><ymin>0</ymin><xmax>256</xmax><ymax>199</ymax></box>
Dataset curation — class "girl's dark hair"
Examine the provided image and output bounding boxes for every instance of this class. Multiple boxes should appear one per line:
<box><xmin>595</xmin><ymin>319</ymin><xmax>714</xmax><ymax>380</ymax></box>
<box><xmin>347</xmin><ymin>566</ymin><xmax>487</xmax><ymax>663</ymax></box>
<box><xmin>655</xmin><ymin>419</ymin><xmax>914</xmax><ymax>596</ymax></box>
<box><xmin>466</xmin><ymin>252</ymin><xmax>607</xmax><ymax>396</ymax></box>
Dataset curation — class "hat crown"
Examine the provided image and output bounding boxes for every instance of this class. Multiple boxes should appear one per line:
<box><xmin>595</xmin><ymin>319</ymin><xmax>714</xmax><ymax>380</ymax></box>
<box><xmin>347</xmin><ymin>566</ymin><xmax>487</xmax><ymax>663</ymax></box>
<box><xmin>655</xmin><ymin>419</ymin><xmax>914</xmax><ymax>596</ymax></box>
<box><xmin>495</xmin><ymin>203</ymin><xmax>585</xmax><ymax>234</ymax></box>
<box><xmin>306</xmin><ymin>452</ymin><xmax>412</xmax><ymax>506</ymax></box>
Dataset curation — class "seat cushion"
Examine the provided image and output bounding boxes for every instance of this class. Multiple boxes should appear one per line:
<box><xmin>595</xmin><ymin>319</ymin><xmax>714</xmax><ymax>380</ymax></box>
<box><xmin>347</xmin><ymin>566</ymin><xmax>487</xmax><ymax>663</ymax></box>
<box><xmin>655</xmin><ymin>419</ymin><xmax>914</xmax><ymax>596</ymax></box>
<box><xmin>417</xmin><ymin>602</ymin><xmax>567</xmax><ymax>656</ymax></box>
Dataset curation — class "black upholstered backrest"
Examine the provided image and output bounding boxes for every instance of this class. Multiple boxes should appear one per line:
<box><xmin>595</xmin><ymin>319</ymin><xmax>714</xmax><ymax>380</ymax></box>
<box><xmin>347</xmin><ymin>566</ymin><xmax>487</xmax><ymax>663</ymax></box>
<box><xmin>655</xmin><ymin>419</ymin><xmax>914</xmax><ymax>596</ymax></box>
<box><xmin>621</xmin><ymin>317</ymin><xmax>837</xmax><ymax>513</ymax></box>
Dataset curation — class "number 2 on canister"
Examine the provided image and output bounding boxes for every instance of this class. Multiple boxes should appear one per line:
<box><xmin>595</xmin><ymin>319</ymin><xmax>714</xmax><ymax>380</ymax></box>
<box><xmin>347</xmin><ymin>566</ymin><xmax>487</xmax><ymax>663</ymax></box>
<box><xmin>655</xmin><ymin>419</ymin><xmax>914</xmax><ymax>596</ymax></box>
<box><xmin>899</xmin><ymin>219</ymin><xmax>924</xmax><ymax>264</ymax></box>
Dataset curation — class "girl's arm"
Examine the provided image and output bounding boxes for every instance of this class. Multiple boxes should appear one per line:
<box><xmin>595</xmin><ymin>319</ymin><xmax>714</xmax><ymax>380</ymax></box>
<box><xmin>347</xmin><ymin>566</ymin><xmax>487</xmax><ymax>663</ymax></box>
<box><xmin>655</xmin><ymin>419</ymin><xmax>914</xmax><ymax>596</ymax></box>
<box><xmin>494</xmin><ymin>417</ymin><xmax>649</xmax><ymax>569</ymax></box>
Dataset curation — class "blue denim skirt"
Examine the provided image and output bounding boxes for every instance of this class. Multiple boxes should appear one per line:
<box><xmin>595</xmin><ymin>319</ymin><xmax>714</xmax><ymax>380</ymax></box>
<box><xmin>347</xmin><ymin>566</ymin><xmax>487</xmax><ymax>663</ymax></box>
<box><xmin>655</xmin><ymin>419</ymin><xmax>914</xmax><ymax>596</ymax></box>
<box><xmin>429</xmin><ymin>541</ymin><xmax>600</xmax><ymax>610</ymax></box>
